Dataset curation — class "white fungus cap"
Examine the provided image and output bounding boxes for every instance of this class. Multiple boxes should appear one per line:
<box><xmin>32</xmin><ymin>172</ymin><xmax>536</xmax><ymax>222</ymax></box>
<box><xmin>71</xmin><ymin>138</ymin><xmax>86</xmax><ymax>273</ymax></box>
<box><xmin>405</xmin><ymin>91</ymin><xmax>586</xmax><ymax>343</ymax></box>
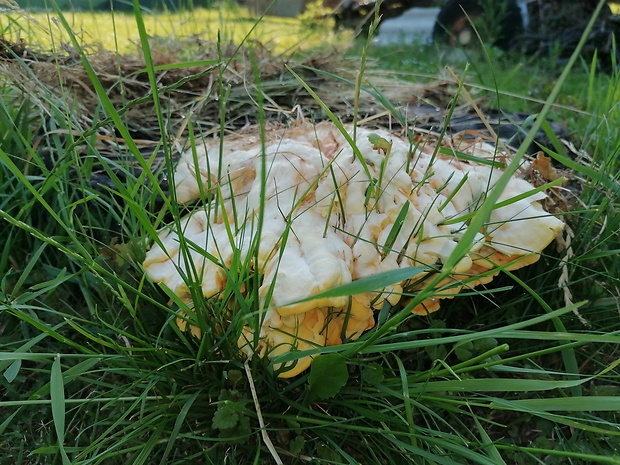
<box><xmin>144</xmin><ymin>122</ymin><xmax>565</xmax><ymax>377</ymax></box>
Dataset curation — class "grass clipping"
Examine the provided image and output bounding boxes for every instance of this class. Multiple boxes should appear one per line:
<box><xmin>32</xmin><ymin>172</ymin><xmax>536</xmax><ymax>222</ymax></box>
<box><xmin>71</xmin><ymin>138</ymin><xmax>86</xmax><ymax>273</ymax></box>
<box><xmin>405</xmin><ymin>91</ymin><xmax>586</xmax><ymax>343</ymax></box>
<box><xmin>143</xmin><ymin>121</ymin><xmax>565</xmax><ymax>378</ymax></box>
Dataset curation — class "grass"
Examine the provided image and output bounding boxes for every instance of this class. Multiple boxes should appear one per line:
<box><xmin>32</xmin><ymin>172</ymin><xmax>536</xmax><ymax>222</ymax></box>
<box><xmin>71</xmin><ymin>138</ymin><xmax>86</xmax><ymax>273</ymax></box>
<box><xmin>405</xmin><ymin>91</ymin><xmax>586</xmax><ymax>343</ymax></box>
<box><xmin>0</xmin><ymin>2</ymin><xmax>344</xmax><ymax>54</ymax></box>
<box><xmin>1</xmin><ymin>1</ymin><xmax>620</xmax><ymax>464</ymax></box>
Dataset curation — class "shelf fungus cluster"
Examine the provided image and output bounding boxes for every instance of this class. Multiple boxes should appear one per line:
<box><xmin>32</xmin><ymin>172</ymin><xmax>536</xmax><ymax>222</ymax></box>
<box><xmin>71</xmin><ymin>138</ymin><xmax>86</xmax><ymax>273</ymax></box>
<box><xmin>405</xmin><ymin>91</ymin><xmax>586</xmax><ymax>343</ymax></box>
<box><xmin>143</xmin><ymin>122</ymin><xmax>565</xmax><ymax>377</ymax></box>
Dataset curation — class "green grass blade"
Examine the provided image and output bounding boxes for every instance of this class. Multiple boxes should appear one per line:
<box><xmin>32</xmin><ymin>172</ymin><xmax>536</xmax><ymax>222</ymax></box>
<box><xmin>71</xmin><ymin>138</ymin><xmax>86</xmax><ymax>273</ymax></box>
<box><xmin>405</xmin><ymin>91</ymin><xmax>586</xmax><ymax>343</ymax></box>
<box><xmin>50</xmin><ymin>355</ymin><xmax>70</xmax><ymax>465</ymax></box>
<box><xmin>285</xmin><ymin>265</ymin><xmax>428</xmax><ymax>306</ymax></box>
<box><xmin>490</xmin><ymin>396</ymin><xmax>620</xmax><ymax>412</ymax></box>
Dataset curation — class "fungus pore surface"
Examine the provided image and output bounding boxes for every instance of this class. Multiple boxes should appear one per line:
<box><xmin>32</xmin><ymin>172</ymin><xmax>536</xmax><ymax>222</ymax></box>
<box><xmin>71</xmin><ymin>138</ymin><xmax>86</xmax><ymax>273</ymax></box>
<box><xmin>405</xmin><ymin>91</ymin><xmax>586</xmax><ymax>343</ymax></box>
<box><xmin>143</xmin><ymin>122</ymin><xmax>565</xmax><ymax>377</ymax></box>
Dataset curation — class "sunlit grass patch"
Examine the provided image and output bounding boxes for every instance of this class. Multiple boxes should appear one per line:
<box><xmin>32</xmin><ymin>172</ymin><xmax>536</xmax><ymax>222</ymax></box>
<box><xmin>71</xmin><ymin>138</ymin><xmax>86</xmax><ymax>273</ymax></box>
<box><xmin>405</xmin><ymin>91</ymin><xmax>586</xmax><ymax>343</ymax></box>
<box><xmin>0</xmin><ymin>5</ymin><xmax>344</xmax><ymax>54</ymax></box>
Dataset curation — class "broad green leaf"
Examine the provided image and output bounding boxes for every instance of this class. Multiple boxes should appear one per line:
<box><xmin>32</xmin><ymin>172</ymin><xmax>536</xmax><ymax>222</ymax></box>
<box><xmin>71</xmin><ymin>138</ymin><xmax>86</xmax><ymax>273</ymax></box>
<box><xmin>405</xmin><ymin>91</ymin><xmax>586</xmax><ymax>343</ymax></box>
<box><xmin>454</xmin><ymin>341</ymin><xmax>474</xmax><ymax>362</ymax></box>
<box><xmin>212</xmin><ymin>404</ymin><xmax>240</xmax><ymax>430</ymax></box>
<box><xmin>473</xmin><ymin>338</ymin><xmax>498</xmax><ymax>352</ymax></box>
<box><xmin>315</xmin><ymin>442</ymin><xmax>340</xmax><ymax>462</ymax></box>
<box><xmin>361</xmin><ymin>363</ymin><xmax>385</xmax><ymax>385</ymax></box>
<box><xmin>308</xmin><ymin>354</ymin><xmax>349</xmax><ymax>401</ymax></box>
<box><xmin>289</xmin><ymin>435</ymin><xmax>305</xmax><ymax>455</ymax></box>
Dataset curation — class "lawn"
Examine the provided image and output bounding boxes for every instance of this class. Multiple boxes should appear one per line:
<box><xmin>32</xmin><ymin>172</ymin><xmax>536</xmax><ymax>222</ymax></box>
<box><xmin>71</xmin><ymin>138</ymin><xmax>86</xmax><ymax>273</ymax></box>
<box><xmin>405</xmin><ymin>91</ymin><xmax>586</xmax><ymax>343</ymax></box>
<box><xmin>0</xmin><ymin>3</ymin><xmax>342</xmax><ymax>54</ymax></box>
<box><xmin>1</xmin><ymin>2</ymin><xmax>619</xmax><ymax>464</ymax></box>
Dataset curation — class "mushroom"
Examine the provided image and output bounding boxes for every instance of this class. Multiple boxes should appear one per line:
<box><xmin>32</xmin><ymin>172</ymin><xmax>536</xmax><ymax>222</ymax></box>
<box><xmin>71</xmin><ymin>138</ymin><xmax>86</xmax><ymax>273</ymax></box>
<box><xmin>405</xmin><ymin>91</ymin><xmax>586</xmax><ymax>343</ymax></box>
<box><xmin>143</xmin><ymin>122</ymin><xmax>565</xmax><ymax>377</ymax></box>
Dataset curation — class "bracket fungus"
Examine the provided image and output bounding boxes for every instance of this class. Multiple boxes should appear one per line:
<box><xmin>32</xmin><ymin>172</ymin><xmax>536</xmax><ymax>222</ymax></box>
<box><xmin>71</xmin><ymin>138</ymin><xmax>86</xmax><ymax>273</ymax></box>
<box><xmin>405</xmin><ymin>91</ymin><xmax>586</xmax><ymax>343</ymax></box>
<box><xmin>143</xmin><ymin>122</ymin><xmax>565</xmax><ymax>377</ymax></box>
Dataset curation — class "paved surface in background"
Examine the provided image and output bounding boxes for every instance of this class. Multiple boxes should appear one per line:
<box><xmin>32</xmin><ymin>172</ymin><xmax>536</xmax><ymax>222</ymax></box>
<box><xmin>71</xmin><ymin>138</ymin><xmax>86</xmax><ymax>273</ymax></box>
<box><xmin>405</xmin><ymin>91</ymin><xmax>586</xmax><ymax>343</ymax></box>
<box><xmin>374</xmin><ymin>7</ymin><xmax>440</xmax><ymax>45</ymax></box>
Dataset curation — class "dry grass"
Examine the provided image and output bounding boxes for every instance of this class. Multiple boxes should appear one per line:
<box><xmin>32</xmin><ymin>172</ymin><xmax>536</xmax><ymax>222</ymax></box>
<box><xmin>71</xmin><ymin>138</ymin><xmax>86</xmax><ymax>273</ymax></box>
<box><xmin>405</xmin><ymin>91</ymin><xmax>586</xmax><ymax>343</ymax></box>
<box><xmin>0</xmin><ymin>33</ymin><xmax>462</xmax><ymax>160</ymax></box>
